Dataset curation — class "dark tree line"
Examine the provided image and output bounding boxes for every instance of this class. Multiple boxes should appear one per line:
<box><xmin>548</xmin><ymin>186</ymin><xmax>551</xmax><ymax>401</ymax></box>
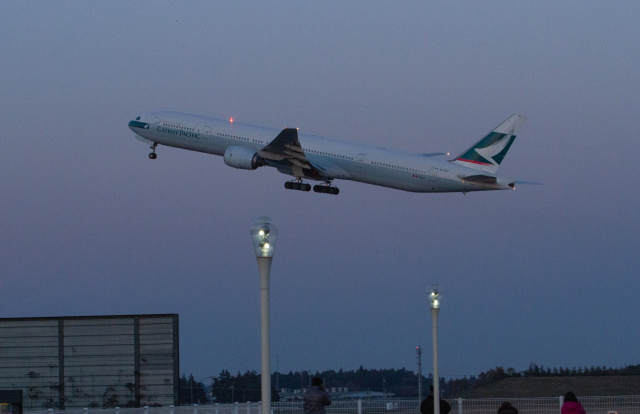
<box><xmin>522</xmin><ymin>363</ymin><xmax>640</xmax><ymax>377</ymax></box>
<box><xmin>200</xmin><ymin>363</ymin><xmax>640</xmax><ymax>403</ymax></box>
<box><xmin>445</xmin><ymin>364</ymin><xmax>640</xmax><ymax>397</ymax></box>
<box><xmin>210</xmin><ymin>366</ymin><xmax>427</xmax><ymax>401</ymax></box>
<box><xmin>211</xmin><ymin>370</ymin><xmax>280</xmax><ymax>403</ymax></box>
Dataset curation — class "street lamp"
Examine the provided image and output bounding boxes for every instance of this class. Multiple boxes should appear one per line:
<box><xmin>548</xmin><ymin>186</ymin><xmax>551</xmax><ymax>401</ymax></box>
<box><xmin>251</xmin><ymin>217</ymin><xmax>278</xmax><ymax>414</ymax></box>
<box><xmin>428</xmin><ymin>285</ymin><xmax>442</xmax><ymax>414</ymax></box>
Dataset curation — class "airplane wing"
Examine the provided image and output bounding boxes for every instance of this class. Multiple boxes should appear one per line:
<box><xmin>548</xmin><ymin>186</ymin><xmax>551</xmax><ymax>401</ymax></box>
<box><xmin>258</xmin><ymin>128</ymin><xmax>328</xmax><ymax>180</ymax></box>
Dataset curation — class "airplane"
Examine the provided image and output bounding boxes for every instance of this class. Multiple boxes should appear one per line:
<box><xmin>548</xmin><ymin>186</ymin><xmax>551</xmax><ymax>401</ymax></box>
<box><xmin>128</xmin><ymin>112</ymin><xmax>526</xmax><ymax>195</ymax></box>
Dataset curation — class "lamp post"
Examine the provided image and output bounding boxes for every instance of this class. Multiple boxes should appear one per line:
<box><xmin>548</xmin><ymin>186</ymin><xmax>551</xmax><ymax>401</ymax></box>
<box><xmin>251</xmin><ymin>217</ymin><xmax>278</xmax><ymax>414</ymax></box>
<box><xmin>428</xmin><ymin>285</ymin><xmax>442</xmax><ymax>414</ymax></box>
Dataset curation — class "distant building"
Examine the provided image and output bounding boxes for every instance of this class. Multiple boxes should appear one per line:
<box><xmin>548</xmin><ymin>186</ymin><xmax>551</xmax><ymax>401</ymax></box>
<box><xmin>279</xmin><ymin>387</ymin><xmax>393</xmax><ymax>401</ymax></box>
<box><xmin>0</xmin><ymin>390</ymin><xmax>22</xmax><ymax>414</ymax></box>
<box><xmin>0</xmin><ymin>314</ymin><xmax>179</xmax><ymax>410</ymax></box>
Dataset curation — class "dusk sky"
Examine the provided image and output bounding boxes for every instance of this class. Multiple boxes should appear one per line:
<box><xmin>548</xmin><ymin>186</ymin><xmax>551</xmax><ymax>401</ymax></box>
<box><xmin>2</xmin><ymin>2</ymin><xmax>639</xmax><ymax>385</ymax></box>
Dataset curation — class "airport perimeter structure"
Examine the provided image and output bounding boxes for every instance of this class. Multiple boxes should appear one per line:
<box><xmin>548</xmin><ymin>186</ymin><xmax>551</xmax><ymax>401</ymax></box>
<box><xmin>20</xmin><ymin>396</ymin><xmax>640</xmax><ymax>414</ymax></box>
<box><xmin>0</xmin><ymin>315</ymin><xmax>179</xmax><ymax>410</ymax></box>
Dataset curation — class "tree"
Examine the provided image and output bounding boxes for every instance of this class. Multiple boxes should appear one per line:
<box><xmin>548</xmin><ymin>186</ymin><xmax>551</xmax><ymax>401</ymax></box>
<box><xmin>212</xmin><ymin>370</ymin><xmax>280</xmax><ymax>403</ymax></box>
<box><xmin>179</xmin><ymin>374</ymin><xmax>208</xmax><ymax>405</ymax></box>
<box><xmin>212</xmin><ymin>370</ymin><xmax>233</xmax><ymax>403</ymax></box>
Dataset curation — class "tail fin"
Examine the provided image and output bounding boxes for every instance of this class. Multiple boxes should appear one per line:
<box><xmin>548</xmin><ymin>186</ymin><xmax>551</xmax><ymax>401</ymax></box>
<box><xmin>452</xmin><ymin>114</ymin><xmax>526</xmax><ymax>174</ymax></box>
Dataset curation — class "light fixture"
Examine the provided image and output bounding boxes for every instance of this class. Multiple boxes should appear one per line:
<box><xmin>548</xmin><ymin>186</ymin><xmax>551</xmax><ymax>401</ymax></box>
<box><xmin>251</xmin><ymin>217</ymin><xmax>278</xmax><ymax>258</ymax></box>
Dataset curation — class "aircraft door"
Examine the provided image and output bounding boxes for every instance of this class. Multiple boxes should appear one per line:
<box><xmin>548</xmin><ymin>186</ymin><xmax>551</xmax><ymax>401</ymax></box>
<box><xmin>428</xmin><ymin>167</ymin><xmax>439</xmax><ymax>191</ymax></box>
<box><xmin>201</xmin><ymin>125</ymin><xmax>212</xmax><ymax>151</ymax></box>
<box><xmin>354</xmin><ymin>153</ymin><xmax>367</xmax><ymax>178</ymax></box>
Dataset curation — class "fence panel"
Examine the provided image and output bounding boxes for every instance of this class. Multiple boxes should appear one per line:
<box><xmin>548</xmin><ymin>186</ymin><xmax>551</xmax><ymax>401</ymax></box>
<box><xmin>581</xmin><ymin>396</ymin><xmax>640</xmax><ymax>414</ymax></box>
<box><xmin>24</xmin><ymin>396</ymin><xmax>640</xmax><ymax>414</ymax></box>
<box><xmin>451</xmin><ymin>398</ymin><xmax>559</xmax><ymax>414</ymax></box>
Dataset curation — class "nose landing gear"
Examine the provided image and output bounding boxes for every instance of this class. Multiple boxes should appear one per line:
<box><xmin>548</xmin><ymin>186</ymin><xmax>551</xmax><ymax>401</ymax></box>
<box><xmin>149</xmin><ymin>143</ymin><xmax>158</xmax><ymax>159</ymax></box>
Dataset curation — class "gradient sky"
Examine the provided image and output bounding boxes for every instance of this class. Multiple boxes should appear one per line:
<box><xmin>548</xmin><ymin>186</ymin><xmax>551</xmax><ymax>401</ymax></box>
<box><xmin>2</xmin><ymin>2</ymin><xmax>639</xmax><ymax>385</ymax></box>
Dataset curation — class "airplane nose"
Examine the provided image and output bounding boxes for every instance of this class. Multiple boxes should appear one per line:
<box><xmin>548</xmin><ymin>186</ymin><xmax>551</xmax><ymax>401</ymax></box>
<box><xmin>128</xmin><ymin>118</ymin><xmax>149</xmax><ymax>131</ymax></box>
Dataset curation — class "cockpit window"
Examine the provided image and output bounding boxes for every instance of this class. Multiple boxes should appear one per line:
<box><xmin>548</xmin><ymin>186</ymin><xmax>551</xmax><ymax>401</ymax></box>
<box><xmin>136</xmin><ymin>116</ymin><xmax>141</xmax><ymax>120</ymax></box>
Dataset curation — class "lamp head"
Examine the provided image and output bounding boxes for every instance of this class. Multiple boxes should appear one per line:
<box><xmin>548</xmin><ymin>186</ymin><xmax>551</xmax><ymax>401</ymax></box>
<box><xmin>428</xmin><ymin>285</ymin><xmax>442</xmax><ymax>309</ymax></box>
<box><xmin>251</xmin><ymin>217</ymin><xmax>278</xmax><ymax>258</ymax></box>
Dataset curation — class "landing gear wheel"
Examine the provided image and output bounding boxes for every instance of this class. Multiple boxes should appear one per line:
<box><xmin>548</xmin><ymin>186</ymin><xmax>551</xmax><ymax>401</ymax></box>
<box><xmin>285</xmin><ymin>180</ymin><xmax>312</xmax><ymax>192</ymax></box>
<box><xmin>313</xmin><ymin>184</ymin><xmax>339</xmax><ymax>195</ymax></box>
<box><xmin>149</xmin><ymin>142</ymin><xmax>158</xmax><ymax>159</ymax></box>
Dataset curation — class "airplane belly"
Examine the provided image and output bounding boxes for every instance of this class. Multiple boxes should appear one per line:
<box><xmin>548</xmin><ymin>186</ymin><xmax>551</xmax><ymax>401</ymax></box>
<box><xmin>133</xmin><ymin>134</ymin><xmax>153</xmax><ymax>145</ymax></box>
<box><xmin>359</xmin><ymin>168</ymin><xmax>430</xmax><ymax>192</ymax></box>
<box><xmin>316</xmin><ymin>160</ymin><xmax>352</xmax><ymax>179</ymax></box>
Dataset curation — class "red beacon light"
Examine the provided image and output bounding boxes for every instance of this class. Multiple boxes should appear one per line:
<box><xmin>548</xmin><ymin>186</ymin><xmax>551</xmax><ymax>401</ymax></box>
<box><xmin>229</xmin><ymin>117</ymin><xmax>234</xmax><ymax>123</ymax></box>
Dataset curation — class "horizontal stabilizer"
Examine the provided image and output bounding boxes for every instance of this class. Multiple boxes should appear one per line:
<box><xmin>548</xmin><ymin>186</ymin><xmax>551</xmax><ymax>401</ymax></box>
<box><xmin>514</xmin><ymin>180</ymin><xmax>544</xmax><ymax>185</ymax></box>
<box><xmin>421</xmin><ymin>152</ymin><xmax>449</xmax><ymax>157</ymax></box>
<box><xmin>460</xmin><ymin>174</ymin><xmax>497</xmax><ymax>184</ymax></box>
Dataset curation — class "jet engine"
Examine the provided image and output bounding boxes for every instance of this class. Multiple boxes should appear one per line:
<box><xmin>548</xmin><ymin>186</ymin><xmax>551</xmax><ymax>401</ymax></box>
<box><xmin>223</xmin><ymin>146</ymin><xmax>265</xmax><ymax>170</ymax></box>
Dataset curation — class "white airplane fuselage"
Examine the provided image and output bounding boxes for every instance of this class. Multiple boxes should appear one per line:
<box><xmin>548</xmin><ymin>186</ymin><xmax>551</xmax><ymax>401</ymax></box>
<box><xmin>129</xmin><ymin>111</ymin><xmax>523</xmax><ymax>194</ymax></box>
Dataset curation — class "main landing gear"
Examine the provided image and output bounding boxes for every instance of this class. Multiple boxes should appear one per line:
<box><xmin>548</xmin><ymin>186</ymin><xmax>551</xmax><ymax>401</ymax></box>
<box><xmin>148</xmin><ymin>143</ymin><xmax>158</xmax><ymax>159</ymax></box>
<box><xmin>284</xmin><ymin>180</ymin><xmax>340</xmax><ymax>195</ymax></box>
<box><xmin>313</xmin><ymin>184</ymin><xmax>339</xmax><ymax>195</ymax></box>
<box><xmin>284</xmin><ymin>180</ymin><xmax>311</xmax><ymax>192</ymax></box>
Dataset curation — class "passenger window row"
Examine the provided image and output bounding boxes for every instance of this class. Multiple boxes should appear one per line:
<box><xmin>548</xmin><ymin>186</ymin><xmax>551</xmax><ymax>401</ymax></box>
<box><xmin>371</xmin><ymin>161</ymin><xmax>425</xmax><ymax>174</ymax></box>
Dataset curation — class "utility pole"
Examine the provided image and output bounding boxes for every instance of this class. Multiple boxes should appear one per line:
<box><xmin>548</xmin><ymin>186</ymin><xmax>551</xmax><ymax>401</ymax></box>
<box><xmin>190</xmin><ymin>376</ymin><xmax>194</xmax><ymax>405</ymax></box>
<box><xmin>417</xmin><ymin>346</ymin><xmax>423</xmax><ymax>403</ymax></box>
<box><xmin>231</xmin><ymin>379</ymin><xmax>235</xmax><ymax>403</ymax></box>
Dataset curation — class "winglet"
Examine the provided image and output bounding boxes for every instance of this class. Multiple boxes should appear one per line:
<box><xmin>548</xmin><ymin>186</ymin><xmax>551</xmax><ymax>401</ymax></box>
<box><xmin>452</xmin><ymin>115</ymin><xmax>526</xmax><ymax>174</ymax></box>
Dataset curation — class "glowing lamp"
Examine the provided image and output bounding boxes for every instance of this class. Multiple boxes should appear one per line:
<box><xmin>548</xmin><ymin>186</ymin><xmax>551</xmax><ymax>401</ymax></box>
<box><xmin>429</xmin><ymin>285</ymin><xmax>442</xmax><ymax>309</ymax></box>
<box><xmin>251</xmin><ymin>217</ymin><xmax>278</xmax><ymax>258</ymax></box>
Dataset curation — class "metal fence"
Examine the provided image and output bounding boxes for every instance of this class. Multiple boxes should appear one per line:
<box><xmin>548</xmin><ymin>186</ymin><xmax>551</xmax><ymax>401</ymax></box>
<box><xmin>25</xmin><ymin>396</ymin><xmax>640</xmax><ymax>414</ymax></box>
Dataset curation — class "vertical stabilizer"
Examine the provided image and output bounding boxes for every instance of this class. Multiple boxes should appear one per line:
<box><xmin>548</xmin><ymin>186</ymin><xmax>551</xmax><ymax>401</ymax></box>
<box><xmin>452</xmin><ymin>115</ymin><xmax>526</xmax><ymax>174</ymax></box>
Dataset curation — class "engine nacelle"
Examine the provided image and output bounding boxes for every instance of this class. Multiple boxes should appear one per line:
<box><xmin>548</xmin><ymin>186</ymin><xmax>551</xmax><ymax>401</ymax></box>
<box><xmin>223</xmin><ymin>146</ymin><xmax>264</xmax><ymax>170</ymax></box>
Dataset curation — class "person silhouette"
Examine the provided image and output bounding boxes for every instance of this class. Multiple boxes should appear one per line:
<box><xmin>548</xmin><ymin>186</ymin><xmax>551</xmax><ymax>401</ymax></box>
<box><xmin>304</xmin><ymin>377</ymin><xmax>331</xmax><ymax>414</ymax></box>
<box><xmin>420</xmin><ymin>385</ymin><xmax>451</xmax><ymax>414</ymax></box>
